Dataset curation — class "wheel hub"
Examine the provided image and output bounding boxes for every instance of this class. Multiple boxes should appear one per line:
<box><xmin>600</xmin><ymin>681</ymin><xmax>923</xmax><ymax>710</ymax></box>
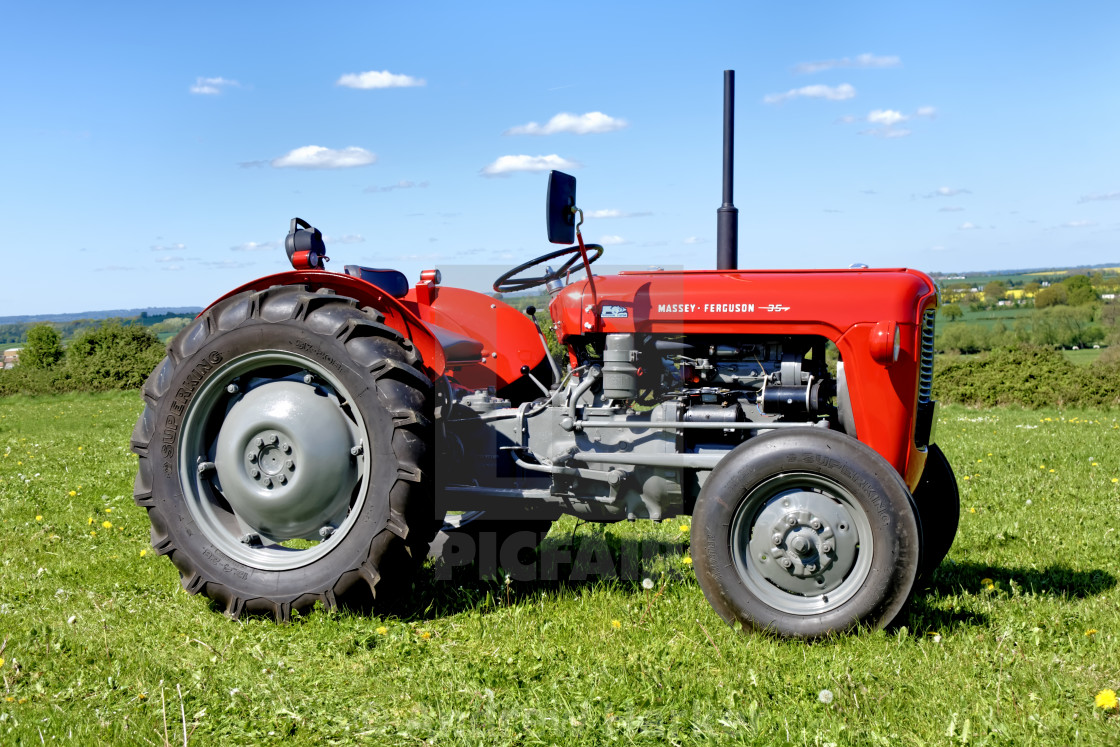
<box><xmin>213</xmin><ymin>380</ymin><xmax>361</xmax><ymax>541</ymax></box>
<box><xmin>742</xmin><ymin>482</ymin><xmax>862</xmax><ymax>598</ymax></box>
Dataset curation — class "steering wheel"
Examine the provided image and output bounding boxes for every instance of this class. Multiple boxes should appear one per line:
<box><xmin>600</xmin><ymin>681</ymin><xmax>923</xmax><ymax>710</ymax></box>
<box><xmin>492</xmin><ymin>244</ymin><xmax>604</xmax><ymax>293</ymax></box>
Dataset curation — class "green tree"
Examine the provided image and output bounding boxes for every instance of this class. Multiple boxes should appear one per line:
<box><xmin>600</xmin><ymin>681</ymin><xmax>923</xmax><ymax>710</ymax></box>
<box><xmin>1034</xmin><ymin>284</ymin><xmax>1067</xmax><ymax>308</ymax></box>
<box><xmin>1023</xmin><ymin>281</ymin><xmax>1042</xmax><ymax>297</ymax></box>
<box><xmin>940</xmin><ymin>303</ymin><xmax>964</xmax><ymax>321</ymax></box>
<box><xmin>22</xmin><ymin>324</ymin><xmax>63</xmax><ymax>369</ymax></box>
<box><xmin>1063</xmin><ymin>274</ymin><xmax>1097</xmax><ymax>306</ymax></box>
<box><xmin>983</xmin><ymin>280</ymin><xmax>1007</xmax><ymax>302</ymax></box>
<box><xmin>62</xmin><ymin>321</ymin><xmax>164</xmax><ymax>390</ymax></box>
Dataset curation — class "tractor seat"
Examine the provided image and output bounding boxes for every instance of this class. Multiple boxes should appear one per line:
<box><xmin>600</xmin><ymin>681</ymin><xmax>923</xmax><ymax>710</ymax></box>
<box><xmin>343</xmin><ymin>265</ymin><xmax>409</xmax><ymax>298</ymax></box>
<box><xmin>426</xmin><ymin>323</ymin><xmax>484</xmax><ymax>363</ymax></box>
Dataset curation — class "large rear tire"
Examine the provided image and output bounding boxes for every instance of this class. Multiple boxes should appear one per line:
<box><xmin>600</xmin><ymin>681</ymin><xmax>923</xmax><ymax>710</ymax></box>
<box><xmin>130</xmin><ymin>285</ymin><xmax>436</xmax><ymax>620</ymax></box>
<box><xmin>691</xmin><ymin>429</ymin><xmax>921</xmax><ymax>638</ymax></box>
<box><xmin>911</xmin><ymin>443</ymin><xmax>959</xmax><ymax>586</ymax></box>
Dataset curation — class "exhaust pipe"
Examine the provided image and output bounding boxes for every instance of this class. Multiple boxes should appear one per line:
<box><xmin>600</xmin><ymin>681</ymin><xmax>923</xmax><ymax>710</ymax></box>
<box><xmin>716</xmin><ymin>69</ymin><xmax>739</xmax><ymax>271</ymax></box>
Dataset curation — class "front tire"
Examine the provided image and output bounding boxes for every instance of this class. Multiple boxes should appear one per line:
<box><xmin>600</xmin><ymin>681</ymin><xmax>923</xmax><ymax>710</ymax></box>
<box><xmin>691</xmin><ymin>429</ymin><xmax>920</xmax><ymax>638</ymax></box>
<box><xmin>130</xmin><ymin>285</ymin><xmax>435</xmax><ymax>620</ymax></box>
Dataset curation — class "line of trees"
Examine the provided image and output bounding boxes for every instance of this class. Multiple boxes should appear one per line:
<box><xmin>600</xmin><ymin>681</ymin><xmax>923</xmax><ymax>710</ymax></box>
<box><xmin>0</xmin><ymin>322</ymin><xmax>164</xmax><ymax>396</ymax></box>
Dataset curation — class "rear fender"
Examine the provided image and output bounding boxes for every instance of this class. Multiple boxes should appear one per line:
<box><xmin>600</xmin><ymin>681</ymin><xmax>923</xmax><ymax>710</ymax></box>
<box><xmin>203</xmin><ymin>270</ymin><xmax>447</xmax><ymax>378</ymax></box>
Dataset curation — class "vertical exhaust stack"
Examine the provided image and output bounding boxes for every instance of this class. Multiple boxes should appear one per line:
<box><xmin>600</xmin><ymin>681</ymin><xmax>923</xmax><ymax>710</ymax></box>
<box><xmin>716</xmin><ymin>69</ymin><xmax>739</xmax><ymax>271</ymax></box>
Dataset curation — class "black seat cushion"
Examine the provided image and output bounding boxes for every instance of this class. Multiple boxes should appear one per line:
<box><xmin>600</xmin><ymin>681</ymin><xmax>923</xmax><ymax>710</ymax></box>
<box><xmin>343</xmin><ymin>265</ymin><xmax>409</xmax><ymax>298</ymax></box>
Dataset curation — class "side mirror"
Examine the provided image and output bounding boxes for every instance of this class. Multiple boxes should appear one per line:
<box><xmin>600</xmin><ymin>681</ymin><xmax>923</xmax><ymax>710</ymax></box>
<box><xmin>546</xmin><ymin>171</ymin><xmax>577</xmax><ymax>245</ymax></box>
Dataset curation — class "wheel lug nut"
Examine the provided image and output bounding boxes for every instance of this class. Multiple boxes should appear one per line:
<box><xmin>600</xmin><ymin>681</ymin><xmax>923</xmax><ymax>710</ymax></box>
<box><xmin>249</xmin><ymin>467</ymin><xmax>260</xmax><ymax>479</ymax></box>
<box><xmin>268</xmin><ymin>434</ymin><xmax>279</xmax><ymax>446</ymax></box>
<box><xmin>786</xmin><ymin>515</ymin><xmax>797</xmax><ymax>526</ymax></box>
<box><xmin>810</xmin><ymin>519</ymin><xmax>822</xmax><ymax>530</ymax></box>
<box><xmin>285</xmin><ymin>460</ymin><xmax>295</xmax><ymax>471</ymax></box>
<box><xmin>821</xmin><ymin>541</ymin><xmax>833</xmax><ymax>553</ymax></box>
<box><xmin>771</xmin><ymin>533</ymin><xmax>783</xmax><ymax>546</ymax></box>
<box><xmin>278</xmin><ymin>474</ymin><xmax>287</xmax><ymax>485</ymax></box>
<box><xmin>350</xmin><ymin>444</ymin><xmax>364</xmax><ymax>457</ymax></box>
<box><xmin>255</xmin><ymin>437</ymin><xmax>264</xmax><ymax>448</ymax></box>
<box><xmin>247</xmin><ymin>453</ymin><xmax>258</xmax><ymax>464</ymax></box>
<box><xmin>303</xmin><ymin>373</ymin><xmax>314</xmax><ymax>385</ymax></box>
<box><xmin>226</xmin><ymin>383</ymin><xmax>240</xmax><ymax>394</ymax></box>
<box><xmin>779</xmin><ymin>558</ymin><xmax>793</xmax><ymax>569</ymax></box>
<box><xmin>281</xmin><ymin>442</ymin><xmax>291</xmax><ymax>454</ymax></box>
<box><xmin>263</xmin><ymin>477</ymin><xmax>273</xmax><ymax>489</ymax></box>
<box><xmin>319</xmin><ymin>526</ymin><xmax>335</xmax><ymax>539</ymax></box>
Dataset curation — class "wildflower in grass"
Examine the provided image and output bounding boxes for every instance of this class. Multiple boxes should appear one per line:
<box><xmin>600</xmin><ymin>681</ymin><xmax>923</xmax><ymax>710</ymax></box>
<box><xmin>139</xmin><ymin>549</ymin><xmax>147</xmax><ymax>558</ymax></box>
<box><xmin>137</xmin><ymin>693</ymin><xmax>147</xmax><ymax>701</ymax></box>
<box><xmin>419</xmin><ymin>630</ymin><xmax>431</xmax><ymax>640</ymax></box>
<box><xmin>1113</xmin><ymin>478</ymin><xmax>1119</xmax><ymax>484</ymax></box>
<box><xmin>1096</xmin><ymin>689</ymin><xmax>1118</xmax><ymax>710</ymax></box>
<box><xmin>682</xmin><ymin>555</ymin><xmax>693</xmax><ymax>566</ymax></box>
<box><xmin>818</xmin><ymin>689</ymin><xmax>834</xmax><ymax>704</ymax></box>
<box><xmin>642</xmin><ymin>578</ymin><xmax>655</xmax><ymax>590</ymax></box>
<box><xmin>69</xmin><ymin>490</ymin><xmax>76</xmax><ymax>497</ymax></box>
<box><xmin>981</xmin><ymin>577</ymin><xmax>994</xmax><ymax>589</ymax></box>
<box><xmin>90</xmin><ymin>531</ymin><xmax>96</xmax><ymax>537</ymax></box>
<box><xmin>679</xmin><ymin>524</ymin><xmax>689</xmax><ymax>533</ymax></box>
<box><xmin>1086</xmin><ymin>629</ymin><xmax>1098</xmax><ymax>636</ymax></box>
<box><xmin>102</xmin><ymin>521</ymin><xmax>112</xmax><ymax>529</ymax></box>
<box><xmin>376</xmin><ymin>626</ymin><xmax>388</xmax><ymax>635</ymax></box>
<box><xmin>0</xmin><ymin>657</ymin><xmax>4</xmax><ymax>668</ymax></box>
<box><xmin>969</xmin><ymin>507</ymin><xmax>976</xmax><ymax>513</ymax></box>
<box><xmin>963</xmin><ymin>476</ymin><xmax>970</xmax><ymax>481</ymax></box>
<box><xmin>35</xmin><ymin>515</ymin><xmax>42</xmax><ymax>522</ymax></box>
<box><xmin>611</xmin><ymin>619</ymin><xmax>622</xmax><ymax>630</ymax></box>
<box><xmin>87</xmin><ymin>517</ymin><xmax>93</xmax><ymax>525</ymax></box>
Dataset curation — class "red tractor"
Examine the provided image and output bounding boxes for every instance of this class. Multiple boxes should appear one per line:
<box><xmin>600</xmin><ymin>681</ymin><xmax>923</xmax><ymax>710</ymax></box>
<box><xmin>130</xmin><ymin>184</ymin><xmax>957</xmax><ymax>637</ymax></box>
<box><xmin>130</xmin><ymin>79</ymin><xmax>958</xmax><ymax>637</ymax></box>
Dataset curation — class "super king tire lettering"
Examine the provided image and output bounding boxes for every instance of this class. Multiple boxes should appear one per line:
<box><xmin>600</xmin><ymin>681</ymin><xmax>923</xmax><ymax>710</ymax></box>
<box><xmin>129</xmin><ymin>285</ymin><xmax>436</xmax><ymax>621</ymax></box>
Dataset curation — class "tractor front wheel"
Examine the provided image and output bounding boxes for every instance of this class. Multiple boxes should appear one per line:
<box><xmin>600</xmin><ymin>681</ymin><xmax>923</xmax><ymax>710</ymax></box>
<box><xmin>130</xmin><ymin>285</ymin><xmax>436</xmax><ymax>620</ymax></box>
<box><xmin>691</xmin><ymin>429</ymin><xmax>920</xmax><ymax>638</ymax></box>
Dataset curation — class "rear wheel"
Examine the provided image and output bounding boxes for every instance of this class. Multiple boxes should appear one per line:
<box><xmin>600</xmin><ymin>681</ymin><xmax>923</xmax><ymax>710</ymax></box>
<box><xmin>130</xmin><ymin>285</ymin><xmax>436</xmax><ymax>620</ymax></box>
<box><xmin>691</xmin><ymin>429</ymin><xmax>920</xmax><ymax>638</ymax></box>
<box><xmin>911</xmin><ymin>443</ymin><xmax>959</xmax><ymax>586</ymax></box>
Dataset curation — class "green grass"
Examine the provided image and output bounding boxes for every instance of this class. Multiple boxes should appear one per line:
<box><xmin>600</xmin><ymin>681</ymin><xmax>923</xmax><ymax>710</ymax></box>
<box><xmin>2</xmin><ymin>392</ymin><xmax>1120</xmax><ymax>743</ymax></box>
<box><xmin>1063</xmin><ymin>348</ymin><xmax>1104</xmax><ymax>365</ymax></box>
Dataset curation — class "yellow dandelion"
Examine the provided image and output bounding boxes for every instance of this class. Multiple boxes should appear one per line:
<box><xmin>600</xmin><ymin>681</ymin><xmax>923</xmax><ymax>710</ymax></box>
<box><xmin>90</xmin><ymin>531</ymin><xmax>97</xmax><ymax>537</ymax></box>
<box><xmin>977</xmin><ymin>459</ymin><xmax>983</xmax><ymax>463</ymax></box>
<box><xmin>1112</xmin><ymin>478</ymin><xmax>1119</xmax><ymax>484</ymax></box>
<box><xmin>105</xmin><ymin>507</ymin><xmax>112</xmax><ymax>513</ymax></box>
<box><xmin>963</xmin><ymin>476</ymin><xmax>971</xmax><ymax>481</ymax></box>
<box><xmin>376</xmin><ymin>626</ymin><xmax>388</xmax><ymax>635</ymax></box>
<box><xmin>78</xmin><ymin>446</ymin><xmax>82</xmax><ymax>451</ymax></box>
<box><xmin>139</xmin><ymin>549</ymin><xmax>147</xmax><ymax>558</ymax></box>
<box><xmin>102</xmin><ymin>521</ymin><xmax>112</xmax><ymax>529</ymax></box>
<box><xmin>0</xmin><ymin>657</ymin><xmax>4</xmax><ymax>668</ymax></box>
<box><xmin>1092</xmin><ymin>462</ymin><xmax>1099</xmax><ymax>467</ymax></box>
<box><xmin>419</xmin><ymin>630</ymin><xmax>431</xmax><ymax>640</ymax></box>
<box><xmin>611</xmin><ymin>619</ymin><xmax>622</xmax><ymax>629</ymax></box>
<box><xmin>1096</xmin><ymin>689</ymin><xmax>1118</xmax><ymax>710</ymax></box>
<box><xmin>969</xmin><ymin>507</ymin><xmax>976</xmax><ymax>513</ymax></box>
<box><xmin>69</xmin><ymin>490</ymin><xmax>77</xmax><ymax>497</ymax></box>
<box><xmin>1086</xmin><ymin>629</ymin><xmax>1098</xmax><ymax>636</ymax></box>
<box><xmin>682</xmin><ymin>555</ymin><xmax>693</xmax><ymax>566</ymax></box>
<box><xmin>35</xmin><ymin>515</ymin><xmax>43</xmax><ymax>522</ymax></box>
<box><xmin>1039</xmin><ymin>465</ymin><xmax>1045</xmax><ymax>469</ymax></box>
<box><xmin>679</xmin><ymin>524</ymin><xmax>689</xmax><ymax>533</ymax></box>
<box><xmin>87</xmin><ymin>517</ymin><xmax>93</xmax><ymax>525</ymax></box>
<box><xmin>138</xmin><ymin>693</ymin><xmax>148</xmax><ymax>701</ymax></box>
<box><xmin>1048</xmin><ymin>469</ymin><xmax>1056</xmax><ymax>473</ymax></box>
<box><xmin>981</xmin><ymin>577</ymin><xmax>994</xmax><ymax>587</ymax></box>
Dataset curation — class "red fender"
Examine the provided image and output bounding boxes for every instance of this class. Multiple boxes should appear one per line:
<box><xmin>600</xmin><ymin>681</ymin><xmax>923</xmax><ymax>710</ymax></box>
<box><xmin>203</xmin><ymin>271</ymin><xmax>447</xmax><ymax>379</ymax></box>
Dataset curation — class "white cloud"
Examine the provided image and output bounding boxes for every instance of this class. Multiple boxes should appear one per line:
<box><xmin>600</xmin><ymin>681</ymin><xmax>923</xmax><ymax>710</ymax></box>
<box><xmin>867</xmin><ymin>109</ymin><xmax>908</xmax><ymax>126</ymax></box>
<box><xmin>231</xmin><ymin>241</ymin><xmax>281</xmax><ymax>252</ymax></box>
<box><xmin>190</xmin><ymin>77</ymin><xmax>239</xmax><ymax>95</ymax></box>
<box><xmin>1078</xmin><ymin>191</ymin><xmax>1120</xmax><ymax>204</ymax></box>
<box><xmin>505</xmin><ymin>112</ymin><xmax>628</xmax><ymax>136</ymax></box>
<box><xmin>958</xmin><ymin>222</ymin><xmax>981</xmax><ymax>230</ymax></box>
<box><xmin>336</xmin><ymin>70</ymin><xmax>425</xmax><ymax>89</ymax></box>
<box><xmin>150</xmin><ymin>243</ymin><xmax>186</xmax><ymax>252</ymax></box>
<box><xmin>586</xmin><ymin>209</ymin><xmax>652</xmax><ymax>219</ymax></box>
<box><xmin>764</xmin><ymin>84</ymin><xmax>856</xmax><ymax>104</ymax></box>
<box><xmin>480</xmin><ymin>154</ymin><xmax>579</xmax><ymax>177</ymax></box>
<box><xmin>927</xmin><ymin>187</ymin><xmax>971</xmax><ymax>198</ymax></box>
<box><xmin>598</xmin><ymin>235</ymin><xmax>629</xmax><ymax>245</ymax></box>
<box><xmin>364</xmin><ymin>180</ymin><xmax>429</xmax><ymax>193</ymax></box>
<box><xmin>154</xmin><ymin>255</ymin><xmax>183</xmax><ymax>263</ymax></box>
<box><xmin>915</xmin><ymin>106</ymin><xmax>937</xmax><ymax>119</ymax></box>
<box><xmin>271</xmin><ymin>145</ymin><xmax>376</xmax><ymax>169</ymax></box>
<box><xmin>1060</xmin><ymin>220</ymin><xmax>1097</xmax><ymax>228</ymax></box>
<box><xmin>794</xmin><ymin>53</ymin><xmax>901</xmax><ymax>75</ymax></box>
<box><xmin>683</xmin><ymin>236</ymin><xmax>707</xmax><ymax>245</ymax></box>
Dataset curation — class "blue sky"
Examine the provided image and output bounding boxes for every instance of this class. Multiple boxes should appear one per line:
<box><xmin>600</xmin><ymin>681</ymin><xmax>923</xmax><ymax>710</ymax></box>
<box><xmin>3</xmin><ymin>1</ymin><xmax>1118</xmax><ymax>316</ymax></box>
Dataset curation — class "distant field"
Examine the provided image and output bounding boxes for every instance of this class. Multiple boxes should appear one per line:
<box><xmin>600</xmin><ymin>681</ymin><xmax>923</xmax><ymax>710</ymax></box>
<box><xmin>1</xmin><ymin>392</ymin><xmax>1119</xmax><ymax>743</ymax></box>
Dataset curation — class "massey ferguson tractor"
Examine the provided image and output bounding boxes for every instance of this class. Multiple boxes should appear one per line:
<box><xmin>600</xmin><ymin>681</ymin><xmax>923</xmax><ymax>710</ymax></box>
<box><xmin>130</xmin><ymin>74</ymin><xmax>958</xmax><ymax>638</ymax></box>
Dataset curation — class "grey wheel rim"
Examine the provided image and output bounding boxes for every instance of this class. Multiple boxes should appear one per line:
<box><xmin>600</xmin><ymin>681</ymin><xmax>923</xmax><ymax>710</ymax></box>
<box><xmin>729</xmin><ymin>472</ymin><xmax>873</xmax><ymax>615</ymax></box>
<box><xmin>178</xmin><ymin>350</ymin><xmax>369</xmax><ymax>571</ymax></box>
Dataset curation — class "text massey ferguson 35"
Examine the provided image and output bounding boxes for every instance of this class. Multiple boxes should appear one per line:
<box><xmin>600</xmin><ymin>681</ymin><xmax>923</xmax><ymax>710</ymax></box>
<box><xmin>130</xmin><ymin>166</ymin><xmax>958</xmax><ymax>637</ymax></box>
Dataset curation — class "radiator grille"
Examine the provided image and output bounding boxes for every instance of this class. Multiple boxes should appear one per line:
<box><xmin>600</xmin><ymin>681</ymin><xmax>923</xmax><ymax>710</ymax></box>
<box><xmin>918</xmin><ymin>308</ymin><xmax>936</xmax><ymax>404</ymax></box>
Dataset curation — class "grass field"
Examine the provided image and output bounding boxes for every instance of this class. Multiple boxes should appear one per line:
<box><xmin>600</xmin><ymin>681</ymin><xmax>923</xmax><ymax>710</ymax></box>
<box><xmin>2</xmin><ymin>392</ymin><xmax>1120</xmax><ymax>744</ymax></box>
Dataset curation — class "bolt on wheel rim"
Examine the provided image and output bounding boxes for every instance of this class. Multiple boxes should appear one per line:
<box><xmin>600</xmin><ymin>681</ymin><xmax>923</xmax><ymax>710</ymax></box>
<box><xmin>178</xmin><ymin>351</ymin><xmax>369</xmax><ymax>571</ymax></box>
<box><xmin>730</xmin><ymin>472</ymin><xmax>873</xmax><ymax>615</ymax></box>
